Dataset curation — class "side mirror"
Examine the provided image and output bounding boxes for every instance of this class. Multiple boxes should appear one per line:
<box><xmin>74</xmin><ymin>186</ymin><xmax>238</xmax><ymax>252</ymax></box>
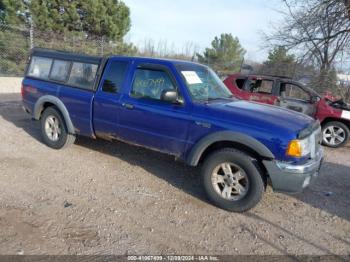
<box><xmin>161</xmin><ymin>90</ymin><xmax>181</xmax><ymax>104</ymax></box>
<box><xmin>310</xmin><ymin>95</ymin><xmax>320</xmax><ymax>104</ymax></box>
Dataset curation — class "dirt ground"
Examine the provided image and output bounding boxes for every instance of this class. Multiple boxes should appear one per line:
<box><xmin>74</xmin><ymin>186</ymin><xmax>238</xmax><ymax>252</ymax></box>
<box><xmin>0</xmin><ymin>93</ymin><xmax>349</xmax><ymax>256</ymax></box>
<box><xmin>0</xmin><ymin>77</ymin><xmax>22</xmax><ymax>93</ymax></box>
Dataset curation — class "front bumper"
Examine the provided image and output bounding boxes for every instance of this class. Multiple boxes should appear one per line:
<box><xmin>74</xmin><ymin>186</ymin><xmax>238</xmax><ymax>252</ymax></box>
<box><xmin>263</xmin><ymin>148</ymin><xmax>324</xmax><ymax>193</ymax></box>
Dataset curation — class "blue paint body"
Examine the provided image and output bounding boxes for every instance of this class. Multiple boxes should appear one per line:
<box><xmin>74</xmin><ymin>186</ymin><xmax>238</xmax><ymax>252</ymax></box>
<box><xmin>22</xmin><ymin>56</ymin><xmax>314</xmax><ymax>163</ymax></box>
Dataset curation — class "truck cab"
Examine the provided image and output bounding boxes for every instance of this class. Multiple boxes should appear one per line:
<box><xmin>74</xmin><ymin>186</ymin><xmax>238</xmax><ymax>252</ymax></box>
<box><xmin>22</xmin><ymin>49</ymin><xmax>324</xmax><ymax>212</ymax></box>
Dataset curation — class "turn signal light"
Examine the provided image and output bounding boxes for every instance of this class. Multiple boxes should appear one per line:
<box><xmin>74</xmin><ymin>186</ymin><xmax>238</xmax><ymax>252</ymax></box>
<box><xmin>286</xmin><ymin>140</ymin><xmax>302</xmax><ymax>157</ymax></box>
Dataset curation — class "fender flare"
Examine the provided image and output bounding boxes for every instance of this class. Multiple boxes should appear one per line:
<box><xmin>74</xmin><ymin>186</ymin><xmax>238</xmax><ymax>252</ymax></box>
<box><xmin>186</xmin><ymin>131</ymin><xmax>275</xmax><ymax>166</ymax></box>
<box><xmin>33</xmin><ymin>95</ymin><xmax>75</xmax><ymax>134</ymax></box>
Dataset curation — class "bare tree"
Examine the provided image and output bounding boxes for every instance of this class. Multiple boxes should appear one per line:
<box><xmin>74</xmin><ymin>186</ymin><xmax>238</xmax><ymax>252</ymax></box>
<box><xmin>265</xmin><ymin>0</ymin><xmax>350</xmax><ymax>89</ymax></box>
<box><xmin>138</xmin><ymin>38</ymin><xmax>199</xmax><ymax>61</ymax></box>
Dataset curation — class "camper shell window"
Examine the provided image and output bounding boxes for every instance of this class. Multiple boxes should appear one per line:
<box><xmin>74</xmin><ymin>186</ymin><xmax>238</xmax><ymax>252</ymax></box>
<box><xmin>26</xmin><ymin>48</ymin><xmax>102</xmax><ymax>91</ymax></box>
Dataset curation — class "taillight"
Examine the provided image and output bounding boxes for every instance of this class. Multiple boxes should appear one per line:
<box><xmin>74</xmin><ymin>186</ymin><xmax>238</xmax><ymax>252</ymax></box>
<box><xmin>21</xmin><ymin>85</ymin><xmax>37</xmax><ymax>97</ymax></box>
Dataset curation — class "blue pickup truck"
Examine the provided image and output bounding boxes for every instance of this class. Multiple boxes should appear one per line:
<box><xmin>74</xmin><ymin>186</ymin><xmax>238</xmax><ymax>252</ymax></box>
<box><xmin>22</xmin><ymin>48</ymin><xmax>324</xmax><ymax>212</ymax></box>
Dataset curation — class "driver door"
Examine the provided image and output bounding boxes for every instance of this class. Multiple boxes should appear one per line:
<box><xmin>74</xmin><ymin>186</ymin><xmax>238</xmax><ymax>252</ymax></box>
<box><xmin>117</xmin><ymin>63</ymin><xmax>192</xmax><ymax>156</ymax></box>
<box><xmin>278</xmin><ymin>82</ymin><xmax>316</xmax><ymax>116</ymax></box>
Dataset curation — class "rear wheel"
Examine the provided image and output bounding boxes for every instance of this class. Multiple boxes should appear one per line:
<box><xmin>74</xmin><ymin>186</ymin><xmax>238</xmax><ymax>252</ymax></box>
<box><xmin>201</xmin><ymin>148</ymin><xmax>264</xmax><ymax>212</ymax></box>
<box><xmin>322</xmin><ymin>121</ymin><xmax>349</xmax><ymax>148</ymax></box>
<box><xmin>41</xmin><ymin>107</ymin><xmax>75</xmax><ymax>149</ymax></box>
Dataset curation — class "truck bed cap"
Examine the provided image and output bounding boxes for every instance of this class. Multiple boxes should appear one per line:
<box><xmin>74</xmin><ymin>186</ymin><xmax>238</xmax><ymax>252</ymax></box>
<box><xmin>31</xmin><ymin>48</ymin><xmax>103</xmax><ymax>65</ymax></box>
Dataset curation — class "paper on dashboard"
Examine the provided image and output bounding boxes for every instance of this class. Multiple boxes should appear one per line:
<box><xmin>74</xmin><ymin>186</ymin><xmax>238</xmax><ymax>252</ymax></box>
<box><xmin>181</xmin><ymin>71</ymin><xmax>202</xmax><ymax>84</ymax></box>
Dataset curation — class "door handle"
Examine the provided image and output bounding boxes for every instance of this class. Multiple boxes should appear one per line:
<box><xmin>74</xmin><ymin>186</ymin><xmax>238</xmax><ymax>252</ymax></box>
<box><xmin>122</xmin><ymin>103</ymin><xmax>134</xmax><ymax>110</ymax></box>
<box><xmin>195</xmin><ymin>121</ymin><xmax>211</xmax><ymax>128</ymax></box>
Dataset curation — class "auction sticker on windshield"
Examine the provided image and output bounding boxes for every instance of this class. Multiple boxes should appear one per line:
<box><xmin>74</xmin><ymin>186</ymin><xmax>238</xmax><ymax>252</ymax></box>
<box><xmin>181</xmin><ymin>71</ymin><xmax>202</xmax><ymax>84</ymax></box>
<box><xmin>341</xmin><ymin>110</ymin><xmax>350</xmax><ymax>120</ymax></box>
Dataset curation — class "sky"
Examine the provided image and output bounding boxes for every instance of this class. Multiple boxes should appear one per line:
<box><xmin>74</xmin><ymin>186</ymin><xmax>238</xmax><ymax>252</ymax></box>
<box><xmin>122</xmin><ymin>0</ymin><xmax>283</xmax><ymax>62</ymax></box>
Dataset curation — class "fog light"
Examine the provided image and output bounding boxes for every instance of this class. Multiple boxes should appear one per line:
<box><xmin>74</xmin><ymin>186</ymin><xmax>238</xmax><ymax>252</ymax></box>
<box><xmin>302</xmin><ymin>176</ymin><xmax>311</xmax><ymax>188</ymax></box>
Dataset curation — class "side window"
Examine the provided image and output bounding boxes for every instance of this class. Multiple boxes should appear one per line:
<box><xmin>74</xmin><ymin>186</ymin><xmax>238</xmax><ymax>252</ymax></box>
<box><xmin>249</xmin><ymin>79</ymin><xmax>273</xmax><ymax>94</ymax></box>
<box><xmin>283</xmin><ymin>83</ymin><xmax>310</xmax><ymax>101</ymax></box>
<box><xmin>68</xmin><ymin>62</ymin><xmax>98</xmax><ymax>90</ymax></box>
<box><xmin>102</xmin><ymin>61</ymin><xmax>129</xmax><ymax>93</ymax></box>
<box><xmin>131</xmin><ymin>68</ymin><xmax>176</xmax><ymax>100</ymax></box>
<box><xmin>27</xmin><ymin>56</ymin><xmax>52</xmax><ymax>79</ymax></box>
<box><xmin>49</xmin><ymin>60</ymin><xmax>71</xmax><ymax>82</ymax></box>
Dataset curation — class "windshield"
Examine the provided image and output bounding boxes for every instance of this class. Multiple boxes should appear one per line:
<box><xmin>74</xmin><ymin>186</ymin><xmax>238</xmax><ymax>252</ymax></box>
<box><xmin>300</xmin><ymin>82</ymin><xmax>321</xmax><ymax>98</ymax></box>
<box><xmin>176</xmin><ymin>64</ymin><xmax>233</xmax><ymax>102</ymax></box>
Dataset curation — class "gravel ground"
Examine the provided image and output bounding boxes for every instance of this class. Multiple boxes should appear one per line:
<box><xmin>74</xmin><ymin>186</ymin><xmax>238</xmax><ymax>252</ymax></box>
<box><xmin>0</xmin><ymin>93</ymin><xmax>349</xmax><ymax>256</ymax></box>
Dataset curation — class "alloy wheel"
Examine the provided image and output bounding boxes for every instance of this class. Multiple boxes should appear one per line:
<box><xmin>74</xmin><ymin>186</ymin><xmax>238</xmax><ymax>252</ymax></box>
<box><xmin>211</xmin><ymin>162</ymin><xmax>249</xmax><ymax>201</ymax></box>
<box><xmin>323</xmin><ymin>125</ymin><xmax>345</xmax><ymax>146</ymax></box>
<box><xmin>44</xmin><ymin>115</ymin><xmax>62</xmax><ymax>142</ymax></box>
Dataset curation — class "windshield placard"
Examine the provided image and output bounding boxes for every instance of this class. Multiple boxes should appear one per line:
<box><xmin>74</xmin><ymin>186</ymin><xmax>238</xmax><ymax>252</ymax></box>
<box><xmin>181</xmin><ymin>71</ymin><xmax>202</xmax><ymax>85</ymax></box>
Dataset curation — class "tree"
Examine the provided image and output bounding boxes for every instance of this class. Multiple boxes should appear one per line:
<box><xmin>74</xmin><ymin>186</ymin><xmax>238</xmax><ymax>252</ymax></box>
<box><xmin>79</xmin><ymin>0</ymin><xmax>131</xmax><ymax>41</ymax></box>
<box><xmin>0</xmin><ymin>0</ymin><xmax>27</xmax><ymax>26</ymax></box>
<box><xmin>197</xmin><ymin>33</ymin><xmax>246</xmax><ymax>73</ymax></box>
<box><xmin>1</xmin><ymin>0</ymin><xmax>131</xmax><ymax>40</ymax></box>
<box><xmin>261</xmin><ymin>46</ymin><xmax>296</xmax><ymax>76</ymax></box>
<box><xmin>0</xmin><ymin>1</ymin><xmax>5</xmax><ymax>24</ymax></box>
<box><xmin>30</xmin><ymin>0</ymin><xmax>80</xmax><ymax>33</ymax></box>
<box><xmin>265</xmin><ymin>0</ymin><xmax>350</xmax><ymax>90</ymax></box>
<box><xmin>265</xmin><ymin>46</ymin><xmax>295</xmax><ymax>65</ymax></box>
<box><xmin>30</xmin><ymin>0</ymin><xmax>131</xmax><ymax>41</ymax></box>
<box><xmin>0</xmin><ymin>0</ymin><xmax>134</xmax><ymax>76</ymax></box>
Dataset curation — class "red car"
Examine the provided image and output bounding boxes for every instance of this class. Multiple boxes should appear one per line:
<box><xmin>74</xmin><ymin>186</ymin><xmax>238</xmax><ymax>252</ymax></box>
<box><xmin>224</xmin><ymin>74</ymin><xmax>350</xmax><ymax>148</ymax></box>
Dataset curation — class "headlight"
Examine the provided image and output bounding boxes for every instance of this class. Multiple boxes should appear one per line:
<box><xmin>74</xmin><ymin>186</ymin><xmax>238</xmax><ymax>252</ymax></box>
<box><xmin>286</xmin><ymin>137</ymin><xmax>311</xmax><ymax>157</ymax></box>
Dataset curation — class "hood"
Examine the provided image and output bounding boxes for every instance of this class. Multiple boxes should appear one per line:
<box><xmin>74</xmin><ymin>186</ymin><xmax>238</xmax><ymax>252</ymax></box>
<box><xmin>197</xmin><ymin>100</ymin><xmax>314</xmax><ymax>139</ymax></box>
<box><xmin>328</xmin><ymin>99</ymin><xmax>350</xmax><ymax>111</ymax></box>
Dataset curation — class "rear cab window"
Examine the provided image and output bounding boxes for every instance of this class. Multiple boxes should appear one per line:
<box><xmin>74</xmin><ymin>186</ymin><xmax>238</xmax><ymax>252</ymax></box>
<box><xmin>101</xmin><ymin>61</ymin><xmax>129</xmax><ymax>93</ymax></box>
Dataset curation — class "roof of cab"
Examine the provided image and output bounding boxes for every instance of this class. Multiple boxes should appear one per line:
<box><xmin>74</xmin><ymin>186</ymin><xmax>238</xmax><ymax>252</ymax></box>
<box><xmin>31</xmin><ymin>48</ymin><xmax>202</xmax><ymax>67</ymax></box>
<box><xmin>108</xmin><ymin>55</ymin><xmax>203</xmax><ymax>68</ymax></box>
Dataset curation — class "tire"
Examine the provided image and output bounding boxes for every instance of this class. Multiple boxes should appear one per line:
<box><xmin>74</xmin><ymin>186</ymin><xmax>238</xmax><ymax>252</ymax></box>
<box><xmin>41</xmin><ymin>107</ymin><xmax>75</xmax><ymax>149</ymax></box>
<box><xmin>322</xmin><ymin>121</ymin><xmax>349</xmax><ymax>148</ymax></box>
<box><xmin>201</xmin><ymin>148</ymin><xmax>264</xmax><ymax>212</ymax></box>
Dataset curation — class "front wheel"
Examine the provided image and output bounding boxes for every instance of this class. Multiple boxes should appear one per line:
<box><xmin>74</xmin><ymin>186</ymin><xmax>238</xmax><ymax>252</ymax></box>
<box><xmin>322</xmin><ymin>121</ymin><xmax>349</xmax><ymax>148</ymax></box>
<box><xmin>41</xmin><ymin>107</ymin><xmax>75</xmax><ymax>149</ymax></box>
<box><xmin>201</xmin><ymin>148</ymin><xmax>264</xmax><ymax>212</ymax></box>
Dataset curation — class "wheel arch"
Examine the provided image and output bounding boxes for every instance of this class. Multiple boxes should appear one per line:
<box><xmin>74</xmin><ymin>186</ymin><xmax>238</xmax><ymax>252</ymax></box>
<box><xmin>186</xmin><ymin>131</ymin><xmax>275</xmax><ymax>167</ymax></box>
<box><xmin>321</xmin><ymin>117</ymin><xmax>350</xmax><ymax>129</ymax></box>
<box><xmin>34</xmin><ymin>95</ymin><xmax>75</xmax><ymax>134</ymax></box>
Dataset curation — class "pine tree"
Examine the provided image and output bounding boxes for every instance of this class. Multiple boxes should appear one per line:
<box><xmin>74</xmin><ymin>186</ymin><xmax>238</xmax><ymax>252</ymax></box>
<box><xmin>79</xmin><ymin>0</ymin><xmax>130</xmax><ymax>41</ymax></box>
<box><xmin>0</xmin><ymin>0</ymin><xmax>27</xmax><ymax>26</ymax></box>
<box><xmin>196</xmin><ymin>33</ymin><xmax>246</xmax><ymax>73</ymax></box>
<box><xmin>30</xmin><ymin>0</ymin><xmax>131</xmax><ymax>41</ymax></box>
<box><xmin>262</xmin><ymin>46</ymin><xmax>296</xmax><ymax>77</ymax></box>
<box><xmin>264</xmin><ymin>46</ymin><xmax>295</xmax><ymax>66</ymax></box>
